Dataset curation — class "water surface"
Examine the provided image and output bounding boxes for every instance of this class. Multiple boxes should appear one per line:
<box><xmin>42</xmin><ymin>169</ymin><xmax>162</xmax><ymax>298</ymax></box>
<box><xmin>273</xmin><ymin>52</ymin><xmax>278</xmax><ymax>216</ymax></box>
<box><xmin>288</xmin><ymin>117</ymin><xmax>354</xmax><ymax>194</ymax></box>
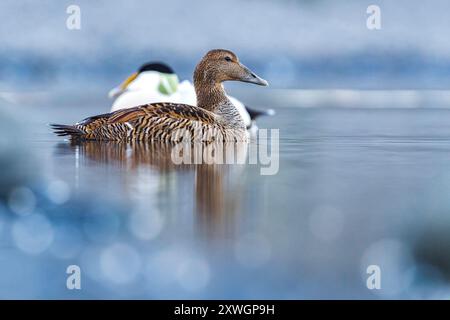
<box><xmin>1</xmin><ymin>90</ymin><xmax>450</xmax><ymax>299</ymax></box>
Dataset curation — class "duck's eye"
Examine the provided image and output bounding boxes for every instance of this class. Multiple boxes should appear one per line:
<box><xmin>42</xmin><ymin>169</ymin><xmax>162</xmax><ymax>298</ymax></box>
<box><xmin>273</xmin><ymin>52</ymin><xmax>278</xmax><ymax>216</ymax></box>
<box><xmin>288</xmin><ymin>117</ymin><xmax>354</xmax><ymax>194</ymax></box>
<box><xmin>224</xmin><ymin>56</ymin><xmax>232</xmax><ymax>62</ymax></box>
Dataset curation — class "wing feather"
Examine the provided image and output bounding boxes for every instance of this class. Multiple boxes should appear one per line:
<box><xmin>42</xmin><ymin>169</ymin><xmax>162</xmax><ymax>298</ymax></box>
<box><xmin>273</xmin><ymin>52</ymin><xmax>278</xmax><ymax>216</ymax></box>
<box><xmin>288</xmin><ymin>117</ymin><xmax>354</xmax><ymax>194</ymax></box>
<box><xmin>107</xmin><ymin>103</ymin><xmax>216</xmax><ymax>125</ymax></box>
<box><xmin>60</xmin><ymin>102</ymin><xmax>243</xmax><ymax>141</ymax></box>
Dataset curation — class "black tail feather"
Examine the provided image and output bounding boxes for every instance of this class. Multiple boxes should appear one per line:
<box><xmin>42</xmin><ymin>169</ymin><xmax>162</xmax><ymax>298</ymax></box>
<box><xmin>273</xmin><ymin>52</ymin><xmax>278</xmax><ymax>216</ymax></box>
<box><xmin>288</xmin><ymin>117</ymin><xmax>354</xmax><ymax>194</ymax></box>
<box><xmin>49</xmin><ymin>124</ymin><xmax>85</xmax><ymax>138</ymax></box>
<box><xmin>244</xmin><ymin>106</ymin><xmax>276</xmax><ymax>120</ymax></box>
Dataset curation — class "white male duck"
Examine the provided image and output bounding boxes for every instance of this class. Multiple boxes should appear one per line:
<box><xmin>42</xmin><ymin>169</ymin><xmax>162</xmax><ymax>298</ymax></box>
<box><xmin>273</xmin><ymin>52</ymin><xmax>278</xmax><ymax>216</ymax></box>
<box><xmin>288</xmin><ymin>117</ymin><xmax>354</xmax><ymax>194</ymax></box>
<box><xmin>108</xmin><ymin>61</ymin><xmax>274</xmax><ymax>131</ymax></box>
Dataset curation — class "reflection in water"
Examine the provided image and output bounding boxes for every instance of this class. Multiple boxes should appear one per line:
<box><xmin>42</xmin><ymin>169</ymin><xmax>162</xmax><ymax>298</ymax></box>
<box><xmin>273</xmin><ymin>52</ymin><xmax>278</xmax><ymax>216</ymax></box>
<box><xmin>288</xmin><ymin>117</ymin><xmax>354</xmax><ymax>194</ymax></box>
<box><xmin>6</xmin><ymin>103</ymin><xmax>450</xmax><ymax>298</ymax></box>
<box><xmin>56</xmin><ymin>140</ymin><xmax>249</xmax><ymax>240</ymax></box>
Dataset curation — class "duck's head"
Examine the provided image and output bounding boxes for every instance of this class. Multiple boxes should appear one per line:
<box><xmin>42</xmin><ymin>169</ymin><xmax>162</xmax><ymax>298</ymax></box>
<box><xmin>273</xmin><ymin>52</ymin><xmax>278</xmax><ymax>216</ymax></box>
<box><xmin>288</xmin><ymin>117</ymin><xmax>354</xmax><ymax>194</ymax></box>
<box><xmin>108</xmin><ymin>62</ymin><xmax>179</xmax><ymax>98</ymax></box>
<box><xmin>194</xmin><ymin>49</ymin><xmax>268</xmax><ymax>87</ymax></box>
<box><xmin>137</xmin><ymin>62</ymin><xmax>174</xmax><ymax>74</ymax></box>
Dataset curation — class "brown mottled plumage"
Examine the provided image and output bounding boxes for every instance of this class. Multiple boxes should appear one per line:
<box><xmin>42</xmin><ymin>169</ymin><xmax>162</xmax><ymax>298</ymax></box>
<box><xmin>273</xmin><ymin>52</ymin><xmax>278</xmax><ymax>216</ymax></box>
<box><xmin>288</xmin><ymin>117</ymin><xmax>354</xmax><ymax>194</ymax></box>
<box><xmin>51</xmin><ymin>49</ymin><xmax>268</xmax><ymax>142</ymax></box>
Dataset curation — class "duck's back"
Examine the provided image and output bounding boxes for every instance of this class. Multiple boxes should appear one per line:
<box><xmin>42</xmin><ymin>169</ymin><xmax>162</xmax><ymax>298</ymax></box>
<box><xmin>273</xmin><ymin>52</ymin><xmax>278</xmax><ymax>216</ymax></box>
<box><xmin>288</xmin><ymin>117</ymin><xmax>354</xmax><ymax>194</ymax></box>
<box><xmin>53</xmin><ymin>102</ymin><xmax>248</xmax><ymax>142</ymax></box>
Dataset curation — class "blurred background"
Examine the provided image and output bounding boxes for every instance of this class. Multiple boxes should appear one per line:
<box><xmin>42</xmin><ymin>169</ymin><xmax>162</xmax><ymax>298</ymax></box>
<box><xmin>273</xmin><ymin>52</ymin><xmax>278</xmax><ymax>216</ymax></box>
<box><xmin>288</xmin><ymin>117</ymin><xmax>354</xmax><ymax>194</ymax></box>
<box><xmin>2</xmin><ymin>0</ymin><xmax>450</xmax><ymax>299</ymax></box>
<box><xmin>2</xmin><ymin>0</ymin><xmax>450</xmax><ymax>91</ymax></box>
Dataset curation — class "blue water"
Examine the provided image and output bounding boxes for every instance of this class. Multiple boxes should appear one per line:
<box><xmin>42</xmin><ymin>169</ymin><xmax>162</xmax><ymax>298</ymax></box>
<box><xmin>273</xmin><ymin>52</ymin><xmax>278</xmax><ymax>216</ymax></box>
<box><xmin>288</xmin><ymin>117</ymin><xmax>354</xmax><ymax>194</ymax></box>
<box><xmin>1</xmin><ymin>90</ymin><xmax>450</xmax><ymax>299</ymax></box>
<box><xmin>3</xmin><ymin>0</ymin><xmax>450</xmax><ymax>299</ymax></box>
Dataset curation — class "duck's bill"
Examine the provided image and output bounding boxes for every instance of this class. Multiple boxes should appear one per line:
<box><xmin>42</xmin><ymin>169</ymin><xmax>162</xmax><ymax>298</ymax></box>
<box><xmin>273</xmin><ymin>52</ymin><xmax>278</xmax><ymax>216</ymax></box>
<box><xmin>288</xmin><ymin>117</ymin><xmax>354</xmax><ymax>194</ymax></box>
<box><xmin>108</xmin><ymin>72</ymin><xmax>138</xmax><ymax>98</ymax></box>
<box><xmin>108</xmin><ymin>86</ymin><xmax>125</xmax><ymax>98</ymax></box>
<box><xmin>240</xmin><ymin>64</ymin><xmax>269</xmax><ymax>86</ymax></box>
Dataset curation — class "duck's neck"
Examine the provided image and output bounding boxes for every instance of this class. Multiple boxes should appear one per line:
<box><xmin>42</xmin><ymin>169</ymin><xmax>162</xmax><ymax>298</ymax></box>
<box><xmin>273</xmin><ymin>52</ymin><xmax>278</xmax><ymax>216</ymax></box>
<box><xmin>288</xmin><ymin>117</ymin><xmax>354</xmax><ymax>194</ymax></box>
<box><xmin>194</xmin><ymin>80</ymin><xmax>245</xmax><ymax>129</ymax></box>
<box><xmin>195</xmin><ymin>80</ymin><xmax>227</xmax><ymax>111</ymax></box>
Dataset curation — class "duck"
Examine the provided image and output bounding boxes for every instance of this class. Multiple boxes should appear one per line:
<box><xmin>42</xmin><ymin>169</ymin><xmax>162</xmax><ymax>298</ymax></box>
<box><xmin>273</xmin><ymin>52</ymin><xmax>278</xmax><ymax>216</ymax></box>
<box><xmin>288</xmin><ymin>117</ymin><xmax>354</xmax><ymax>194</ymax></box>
<box><xmin>51</xmin><ymin>49</ymin><xmax>268</xmax><ymax>142</ymax></box>
<box><xmin>108</xmin><ymin>61</ymin><xmax>274</xmax><ymax>131</ymax></box>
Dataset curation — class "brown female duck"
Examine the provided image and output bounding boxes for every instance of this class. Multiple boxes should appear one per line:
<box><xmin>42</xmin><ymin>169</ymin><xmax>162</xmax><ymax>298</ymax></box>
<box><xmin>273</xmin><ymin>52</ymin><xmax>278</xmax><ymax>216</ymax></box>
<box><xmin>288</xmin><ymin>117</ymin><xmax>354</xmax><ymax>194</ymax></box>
<box><xmin>51</xmin><ymin>49</ymin><xmax>268</xmax><ymax>142</ymax></box>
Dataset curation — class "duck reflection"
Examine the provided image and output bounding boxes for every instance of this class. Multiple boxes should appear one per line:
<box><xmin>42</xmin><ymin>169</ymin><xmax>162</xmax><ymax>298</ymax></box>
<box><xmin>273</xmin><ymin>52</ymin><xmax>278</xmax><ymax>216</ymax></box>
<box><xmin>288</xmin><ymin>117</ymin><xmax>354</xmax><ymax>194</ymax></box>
<box><xmin>56</xmin><ymin>140</ymin><xmax>248</xmax><ymax>239</ymax></box>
